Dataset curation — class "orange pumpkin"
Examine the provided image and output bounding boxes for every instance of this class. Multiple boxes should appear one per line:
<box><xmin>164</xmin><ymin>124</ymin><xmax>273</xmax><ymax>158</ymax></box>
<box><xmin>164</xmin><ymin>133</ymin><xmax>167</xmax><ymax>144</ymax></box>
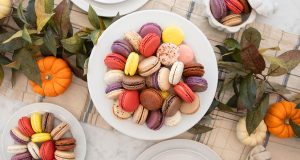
<box><xmin>264</xmin><ymin>101</ymin><xmax>300</xmax><ymax>138</ymax></box>
<box><xmin>30</xmin><ymin>56</ymin><xmax>72</xmax><ymax>97</ymax></box>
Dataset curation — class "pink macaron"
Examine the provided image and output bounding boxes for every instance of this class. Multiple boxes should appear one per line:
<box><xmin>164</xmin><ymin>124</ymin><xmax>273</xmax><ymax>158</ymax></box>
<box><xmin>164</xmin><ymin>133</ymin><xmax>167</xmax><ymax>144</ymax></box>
<box><xmin>178</xmin><ymin>44</ymin><xmax>195</xmax><ymax>64</ymax></box>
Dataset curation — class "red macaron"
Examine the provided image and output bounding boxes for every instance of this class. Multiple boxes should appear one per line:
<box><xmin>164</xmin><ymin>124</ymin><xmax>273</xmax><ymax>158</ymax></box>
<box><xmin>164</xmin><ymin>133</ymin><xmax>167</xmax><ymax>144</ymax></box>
<box><xmin>173</xmin><ymin>82</ymin><xmax>196</xmax><ymax>103</ymax></box>
<box><xmin>225</xmin><ymin>0</ymin><xmax>244</xmax><ymax>14</ymax></box>
<box><xmin>18</xmin><ymin>117</ymin><xmax>35</xmax><ymax>137</ymax></box>
<box><xmin>118</xmin><ymin>90</ymin><xmax>140</xmax><ymax>112</ymax></box>
<box><xmin>140</xmin><ymin>33</ymin><xmax>161</xmax><ymax>57</ymax></box>
<box><xmin>40</xmin><ymin>140</ymin><xmax>55</xmax><ymax>160</ymax></box>
<box><xmin>104</xmin><ymin>53</ymin><xmax>127</xmax><ymax>70</ymax></box>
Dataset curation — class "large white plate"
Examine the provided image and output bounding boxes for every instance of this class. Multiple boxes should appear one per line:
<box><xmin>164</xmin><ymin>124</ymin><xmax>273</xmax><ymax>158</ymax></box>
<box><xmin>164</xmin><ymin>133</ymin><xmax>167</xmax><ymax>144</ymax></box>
<box><xmin>88</xmin><ymin>10</ymin><xmax>218</xmax><ymax>140</ymax></box>
<box><xmin>136</xmin><ymin>139</ymin><xmax>222</xmax><ymax>160</ymax></box>
<box><xmin>93</xmin><ymin>0</ymin><xmax>127</xmax><ymax>4</ymax></box>
<box><xmin>1</xmin><ymin>103</ymin><xmax>86</xmax><ymax>160</ymax></box>
<box><xmin>71</xmin><ymin>0</ymin><xmax>149</xmax><ymax>17</ymax></box>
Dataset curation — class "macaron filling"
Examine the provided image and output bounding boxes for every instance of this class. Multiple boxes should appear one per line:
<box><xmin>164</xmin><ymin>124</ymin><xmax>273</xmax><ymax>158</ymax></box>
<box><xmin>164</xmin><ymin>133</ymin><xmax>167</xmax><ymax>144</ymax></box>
<box><xmin>105</xmin><ymin>83</ymin><xmax>123</xmax><ymax>93</ymax></box>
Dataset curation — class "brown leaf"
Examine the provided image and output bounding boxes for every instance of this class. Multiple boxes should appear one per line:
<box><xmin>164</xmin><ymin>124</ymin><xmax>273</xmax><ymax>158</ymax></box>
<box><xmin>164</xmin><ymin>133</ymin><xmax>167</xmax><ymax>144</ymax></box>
<box><xmin>35</xmin><ymin>0</ymin><xmax>54</xmax><ymax>32</ymax></box>
<box><xmin>0</xmin><ymin>65</ymin><xmax>4</xmax><ymax>86</ymax></box>
<box><xmin>241</xmin><ymin>27</ymin><xmax>261</xmax><ymax>49</ymax></box>
<box><xmin>53</xmin><ymin>0</ymin><xmax>71</xmax><ymax>39</ymax></box>
<box><xmin>241</xmin><ymin>44</ymin><xmax>266</xmax><ymax>74</ymax></box>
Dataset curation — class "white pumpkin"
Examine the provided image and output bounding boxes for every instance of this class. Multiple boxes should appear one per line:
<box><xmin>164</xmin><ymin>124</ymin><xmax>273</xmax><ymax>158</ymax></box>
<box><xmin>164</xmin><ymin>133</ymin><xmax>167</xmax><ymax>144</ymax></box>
<box><xmin>248</xmin><ymin>0</ymin><xmax>278</xmax><ymax>17</ymax></box>
<box><xmin>0</xmin><ymin>0</ymin><xmax>12</xmax><ymax>19</ymax></box>
<box><xmin>236</xmin><ymin>117</ymin><xmax>267</xmax><ymax>146</ymax></box>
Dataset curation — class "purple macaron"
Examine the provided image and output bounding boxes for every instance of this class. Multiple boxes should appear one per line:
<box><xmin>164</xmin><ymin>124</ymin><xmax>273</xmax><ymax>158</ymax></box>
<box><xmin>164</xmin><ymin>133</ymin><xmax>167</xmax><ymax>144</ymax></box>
<box><xmin>210</xmin><ymin>0</ymin><xmax>227</xmax><ymax>19</ymax></box>
<box><xmin>111</xmin><ymin>39</ymin><xmax>134</xmax><ymax>57</ymax></box>
<box><xmin>11</xmin><ymin>152</ymin><xmax>32</xmax><ymax>160</ymax></box>
<box><xmin>139</xmin><ymin>23</ymin><xmax>162</xmax><ymax>38</ymax></box>
<box><xmin>184</xmin><ymin>76</ymin><xmax>208</xmax><ymax>92</ymax></box>
<box><xmin>105</xmin><ymin>82</ymin><xmax>123</xmax><ymax>94</ymax></box>
<box><xmin>10</xmin><ymin>130</ymin><xmax>27</xmax><ymax>144</ymax></box>
<box><xmin>146</xmin><ymin>110</ymin><xmax>165</xmax><ymax>130</ymax></box>
<box><xmin>145</xmin><ymin>71</ymin><xmax>159</xmax><ymax>90</ymax></box>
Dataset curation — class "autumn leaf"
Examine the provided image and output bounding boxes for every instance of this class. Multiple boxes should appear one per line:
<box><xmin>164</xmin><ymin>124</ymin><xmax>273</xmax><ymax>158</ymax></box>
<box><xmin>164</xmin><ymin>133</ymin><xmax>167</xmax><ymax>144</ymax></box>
<box><xmin>25</xmin><ymin>0</ymin><xmax>36</xmax><ymax>27</ymax></box>
<box><xmin>0</xmin><ymin>65</ymin><xmax>4</xmax><ymax>86</ymax></box>
<box><xmin>61</xmin><ymin>34</ymin><xmax>83</xmax><ymax>54</ymax></box>
<box><xmin>218</xmin><ymin>61</ymin><xmax>250</xmax><ymax>76</ymax></box>
<box><xmin>237</xmin><ymin>74</ymin><xmax>256</xmax><ymax>110</ymax></box>
<box><xmin>90</xmin><ymin>30</ymin><xmax>101</xmax><ymax>45</ymax></box>
<box><xmin>17</xmin><ymin>0</ymin><xmax>29</xmax><ymax>25</ymax></box>
<box><xmin>289</xmin><ymin>119</ymin><xmax>300</xmax><ymax>137</ymax></box>
<box><xmin>35</xmin><ymin>0</ymin><xmax>55</xmax><ymax>32</ymax></box>
<box><xmin>22</xmin><ymin>27</ymin><xmax>32</xmax><ymax>43</ymax></box>
<box><xmin>0</xmin><ymin>55</ymin><xmax>12</xmax><ymax>65</ymax></box>
<box><xmin>88</xmin><ymin>5</ymin><xmax>100</xmax><ymax>29</ymax></box>
<box><xmin>240</xmin><ymin>44</ymin><xmax>266</xmax><ymax>74</ymax></box>
<box><xmin>188</xmin><ymin>124</ymin><xmax>213</xmax><ymax>135</ymax></box>
<box><xmin>43</xmin><ymin>28</ymin><xmax>57</xmax><ymax>56</ymax></box>
<box><xmin>241</xmin><ymin>27</ymin><xmax>261</xmax><ymax>49</ymax></box>
<box><xmin>2</xmin><ymin>30</ymin><xmax>37</xmax><ymax>44</ymax></box>
<box><xmin>53</xmin><ymin>0</ymin><xmax>71</xmax><ymax>39</ymax></box>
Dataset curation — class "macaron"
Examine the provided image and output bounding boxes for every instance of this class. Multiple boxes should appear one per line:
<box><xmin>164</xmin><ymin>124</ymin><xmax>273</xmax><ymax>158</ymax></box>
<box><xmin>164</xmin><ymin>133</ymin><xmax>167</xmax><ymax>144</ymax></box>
<box><xmin>161</xmin><ymin>91</ymin><xmax>170</xmax><ymax>99</ymax></box>
<box><xmin>146</xmin><ymin>110</ymin><xmax>165</xmax><ymax>130</ymax></box>
<box><xmin>180</xmin><ymin>94</ymin><xmax>200</xmax><ymax>114</ymax></box>
<box><xmin>31</xmin><ymin>133</ymin><xmax>51</xmax><ymax>143</ymax></box>
<box><xmin>140</xmin><ymin>88</ymin><xmax>163</xmax><ymax>110</ymax></box>
<box><xmin>156</xmin><ymin>43</ymin><xmax>179</xmax><ymax>66</ymax></box>
<box><xmin>224</xmin><ymin>0</ymin><xmax>244</xmax><ymax>14</ymax></box>
<box><xmin>185</xmin><ymin>76</ymin><xmax>208</xmax><ymax>92</ymax></box>
<box><xmin>169</xmin><ymin>61</ymin><xmax>184</xmax><ymax>85</ymax></box>
<box><xmin>10</xmin><ymin>128</ymin><xmax>30</xmax><ymax>144</ymax></box>
<box><xmin>122</xmin><ymin>75</ymin><xmax>145</xmax><ymax>90</ymax></box>
<box><xmin>124</xmin><ymin>31</ymin><xmax>142</xmax><ymax>51</ymax></box>
<box><xmin>139</xmin><ymin>33</ymin><xmax>161</xmax><ymax>57</ymax></box>
<box><xmin>104</xmin><ymin>53</ymin><xmax>127</xmax><ymax>70</ymax></box>
<box><xmin>118</xmin><ymin>90</ymin><xmax>140</xmax><ymax>112</ymax></box>
<box><xmin>183</xmin><ymin>63</ymin><xmax>205</xmax><ymax>77</ymax></box>
<box><xmin>162</xmin><ymin>26</ymin><xmax>184</xmax><ymax>45</ymax></box>
<box><xmin>157</xmin><ymin>67</ymin><xmax>171</xmax><ymax>91</ymax></box>
<box><xmin>7</xmin><ymin>144</ymin><xmax>27</xmax><ymax>154</ymax></box>
<box><xmin>139</xmin><ymin>23</ymin><xmax>162</xmax><ymax>38</ymax></box>
<box><xmin>105</xmin><ymin>82</ymin><xmax>124</xmax><ymax>99</ymax></box>
<box><xmin>124</xmin><ymin>52</ymin><xmax>139</xmax><ymax>76</ymax></box>
<box><xmin>51</xmin><ymin>122</ymin><xmax>70</xmax><ymax>141</ymax></box>
<box><xmin>30</xmin><ymin>112</ymin><xmax>42</xmax><ymax>133</ymax></box>
<box><xmin>111</xmin><ymin>39</ymin><xmax>134</xmax><ymax>57</ymax></box>
<box><xmin>164</xmin><ymin>111</ymin><xmax>182</xmax><ymax>126</ymax></box>
<box><xmin>42</xmin><ymin>112</ymin><xmax>54</xmax><ymax>133</ymax></box>
<box><xmin>138</xmin><ymin>56</ymin><xmax>161</xmax><ymax>77</ymax></box>
<box><xmin>210</xmin><ymin>0</ymin><xmax>227</xmax><ymax>19</ymax></box>
<box><xmin>55</xmin><ymin>138</ymin><xmax>76</xmax><ymax>151</ymax></box>
<box><xmin>145</xmin><ymin>71</ymin><xmax>160</xmax><ymax>89</ymax></box>
<box><xmin>221</xmin><ymin>14</ymin><xmax>242</xmax><ymax>26</ymax></box>
<box><xmin>174</xmin><ymin>82</ymin><xmax>196</xmax><ymax>103</ymax></box>
<box><xmin>27</xmin><ymin>142</ymin><xmax>40</xmax><ymax>159</ymax></box>
<box><xmin>104</xmin><ymin>70</ymin><xmax>125</xmax><ymax>85</ymax></box>
<box><xmin>162</xmin><ymin>95</ymin><xmax>182</xmax><ymax>117</ymax></box>
<box><xmin>54</xmin><ymin>150</ymin><xmax>75</xmax><ymax>160</ymax></box>
<box><xmin>239</xmin><ymin>0</ymin><xmax>251</xmax><ymax>13</ymax></box>
<box><xmin>132</xmin><ymin>105</ymin><xmax>149</xmax><ymax>125</ymax></box>
<box><xmin>178</xmin><ymin>44</ymin><xmax>195</xmax><ymax>64</ymax></box>
<box><xmin>11</xmin><ymin>152</ymin><xmax>32</xmax><ymax>160</ymax></box>
<box><xmin>40</xmin><ymin>140</ymin><xmax>55</xmax><ymax>160</ymax></box>
<box><xmin>113</xmin><ymin>100</ymin><xmax>132</xmax><ymax>119</ymax></box>
<box><xmin>18</xmin><ymin>117</ymin><xmax>35</xmax><ymax>137</ymax></box>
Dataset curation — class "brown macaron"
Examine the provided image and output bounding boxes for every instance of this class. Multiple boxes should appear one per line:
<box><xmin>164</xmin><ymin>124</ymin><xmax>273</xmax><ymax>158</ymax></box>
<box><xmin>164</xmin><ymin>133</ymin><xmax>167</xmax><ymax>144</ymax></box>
<box><xmin>183</xmin><ymin>63</ymin><xmax>205</xmax><ymax>77</ymax></box>
<box><xmin>221</xmin><ymin>14</ymin><xmax>242</xmax><ymax>26</ymax></box>
<box><xmin>122</xmin><ymin>75</ymin><xmax>145</xmax><ymax>90</ymax></box>
<box><xmin>132</xmin><ymin>105</ymin><xmax>149</xmax><ymax>125</ymax></box>
<box><xmin>239</xmin><ymin>0</ymin><xmax>251</xmax><ymax>13</ymax></box>
<box><xmin>162</xmin><ymin>95</ymin><xmax>182</xmax><ymax>117</ymax></box>
<box><xmin>55</xmin><ymin>138</ymin><xmax>76</xmax><ymax>151</ymax></box>
<box><xmin>42</xmin><ymin>112</ymin><xmax>55</xmax><ymax>133</ymax></box>
<box><xmin>51</xmin><ymin>122</ymin><xmax>70</xmax><ymax>141</ymax></box>
<box><xmin>140</xmin><ymin>88</ymin><xmax>163</xmax><ymax>110</ymax></box>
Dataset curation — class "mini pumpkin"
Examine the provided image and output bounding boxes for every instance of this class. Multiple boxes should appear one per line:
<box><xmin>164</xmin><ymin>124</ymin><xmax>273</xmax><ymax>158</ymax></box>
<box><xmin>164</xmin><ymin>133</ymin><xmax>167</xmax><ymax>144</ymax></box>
<box><xmin>0</xmin><ymin>0</ymin><xmax>12</xmax><ymax>19</ymax></box>
<box><xmin>30</xmin><ymin>56</ymin><xmax>72</xmax><ymax>97</ymax></box>
<box><xmin>264</xmin><ymin>101</ymin><xmax>300</xmax><ymax>138</ymax></box>
<box><xmin>236</xmin><ymin>117</ymin><xmax>267</xmax><ymax>146</ymax></box>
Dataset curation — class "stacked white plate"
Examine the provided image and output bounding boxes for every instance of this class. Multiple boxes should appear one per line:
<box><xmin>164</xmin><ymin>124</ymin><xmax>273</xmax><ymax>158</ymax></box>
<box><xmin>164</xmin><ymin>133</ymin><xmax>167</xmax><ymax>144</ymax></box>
<box><xmin>71</xmin><ymin>0</ymin><xmax>149</xmax><ymax>17</ymax></box>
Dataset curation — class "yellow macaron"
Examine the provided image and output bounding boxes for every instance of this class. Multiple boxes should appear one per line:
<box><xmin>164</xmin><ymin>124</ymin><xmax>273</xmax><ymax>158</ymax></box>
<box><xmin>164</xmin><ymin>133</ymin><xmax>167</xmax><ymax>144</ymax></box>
<box><xmin>31</xmin><ymin>112</ymin><xmax>42</xmax><ymax>133</ymax></box>
<box><xmin>162</xmin><ymin>26</ymin><xmax>184</xmax><ymax>46</ymax></box>
<box><xmin>124</xmin><ymin>52</ymin><xmax>139</xmax><ymax>76</ymax></box>
<box><xmin>31</xmin><ymin>133</ymin><xmax>51</xmax><ymax>143</ymax></box>
<box><xmin>161</xmin><ymin>91</ymin><xmax>170</xmax><ymax>99</ymax></box>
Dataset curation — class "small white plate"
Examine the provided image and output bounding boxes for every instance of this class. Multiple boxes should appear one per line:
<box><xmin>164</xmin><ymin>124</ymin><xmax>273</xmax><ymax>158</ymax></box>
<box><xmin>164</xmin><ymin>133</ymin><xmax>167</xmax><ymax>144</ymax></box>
<box><xmin>93</xmin><ymin>0</ymin><xmax>127</xmax><ymax>4</ymax></box>
<box><xmin>88</xmin><ymin>10</ymin><xmax>218</xmax><ymax>140</ymax></box>
<box><xmin>70</xmin><ymin>0</ymin><xmax>149</xmax><ymax>17</ymax></box>
<box><xmin>1</xmin><ymin>103</ymin><xmax>86</xmax><ymax>160</ymax></box>
<box><xmin>137</xmin><ymin>139</ymin><xmax>222</xmax><ymax>160</ymax></box>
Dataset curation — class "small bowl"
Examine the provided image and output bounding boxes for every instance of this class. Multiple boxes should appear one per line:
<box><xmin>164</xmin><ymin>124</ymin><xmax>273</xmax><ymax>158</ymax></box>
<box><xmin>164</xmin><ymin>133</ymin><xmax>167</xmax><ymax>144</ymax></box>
<box><xmin>203</xmin><ymin>0</ymin><xmax>256</xmax><ymax>33</ymax></box>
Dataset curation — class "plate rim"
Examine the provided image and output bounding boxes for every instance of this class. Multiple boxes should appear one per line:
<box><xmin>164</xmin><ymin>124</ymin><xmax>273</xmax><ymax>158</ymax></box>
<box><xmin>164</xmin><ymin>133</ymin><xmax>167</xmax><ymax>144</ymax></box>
<box><xmin>93</xmin><ymin>0</ymin><xmax>127</xmax><ymax>5</ymax></box>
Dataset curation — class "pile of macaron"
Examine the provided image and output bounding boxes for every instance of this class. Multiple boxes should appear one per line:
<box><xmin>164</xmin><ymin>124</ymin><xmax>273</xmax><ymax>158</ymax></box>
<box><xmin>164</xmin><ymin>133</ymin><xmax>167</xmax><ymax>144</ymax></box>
<box><xmin>8</xmin><ymin>112</ymin><xmax>76</xmax><ymax>160</ymax></box>
<box><xmin>210</xmin><ymin>0</ymin><xmax>252</xmax><ymax>26</ymax></box>
<box><xmin>104</xmin><ymin>22</ymin><xmax>208</xmax><ymax>130</ymax></box>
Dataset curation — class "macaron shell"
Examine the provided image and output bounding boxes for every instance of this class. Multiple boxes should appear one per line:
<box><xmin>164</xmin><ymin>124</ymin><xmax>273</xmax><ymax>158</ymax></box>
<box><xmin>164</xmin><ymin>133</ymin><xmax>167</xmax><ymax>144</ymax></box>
<box><xmin>146</xmin><ymin>110</ymin><xmax>164</xmax><ymax>130</ymax></box>
<box><xmin>55</xmin><ymin>138</ymin><xmax>76</xmax><ymax>151</ymax></box>
<box><xmin>7</xmin><ymin>145</ymin><xmax>28</xmax><ymax>154</ymax></box>
<box><xmin>158</xmin><ymin>67</ymin><xmax>171</xmax><ymax>91</ymax></box>
<box><xmin>31</xmin><ymin>112</ymin><xmax>42</xmax><ymax>133</ymax></box>
<box><xmin>221</xmin><ymin>14</ymin><xmax>242</xmax><ymax>26</ymax></box>
<box><xmin>40</xmin><ymin>141</ymin><xmax>55</xmax><ymax>160</ymax></box>
<box><xmin>185</xmin><ymin>76</ymin><xmax>208</xmax><ymax>92</ymax></box>
<box><xmin>145</xmin><ymin>71</ymin><xmax>159</xmax><ymax>89</ymax></box>
<box><xmin>139</xmin><ymin>23</ymin><xmax>162</xmax><ymax>38</ymax></box>
<box><xmin>31</xmin><ymin>133</ymin><xmax>51</xmax><ymax>143</ymax></box>
<box><xmin>178</xmin><ymin>44</ymin><xmax>195</xmax><ymax>64</ymax></box>
<box><xmin>183</xmin><ymin>63</ymin><xmax>205</xmax><ymax>77</ymax></box>
<box><xmin>164</xmin><ymin>111</ymin><xmax>182</xmax><ymax>126</ymax></box>
<box><xmin>111</xmin><ymin>39</ymin><xmax>133</xmax><ymax>57</ymax></box>
<box><xmin>27</xmin><ymin>142</ymin><xmax>40</xmax><ymax>159</ymax></box>
<box><xmin>162</xmin><ymin>95</ymin><xmax>182</xmax><ymax>117</ymax></box>
<box><xmin>104</xmin><ymin>53</ymin><xmax>127</xmax><ymax>70</ymax></box>
<box><xmin>10</xmin><ymin>128</ymin><xmax>29</xmax><ymax>144</ymax></box>
<box><xmin>132</xmin><ymin>105</ymin><xmax>148</xmax><ymax>125</ymax></box>
<box><xmin>104</xmin><ymin>70</ymin><xmax>125</xmax><ymax>85</ymax></box>
<box><xmin>55</xmin><ymin>150</ymin><xmax>76</xmax><ymax>160</ymax></box>
<box><xmin>138</xmin><ymin>56</ymin><xmax>161</xmax><ymax>77</ymax></box>
<box><xmin>180</xmin><ymin>94</ymin><xmax>200</xmax><ymax>114</ymax></box>
<box><xmin>174</xmin><ymin>82</ymin><xmax>196</xmax><ymax>103</ymax></box>
<box><xmin>119</xmin><ymin>90</ymin><xmax>140</xmax><ymax>112</ymax></box>
<box><xmin>140</xmin><ymin>33</ymin><xmax>161</xmax><ymax>57</ymax></box>
<box><xmin>11</xmin><ymin>152</ymin><xmax>32</xmax><ymax>160</ymax></box>
<box><xmin>225</xmin><ymin>0</ymin><xmax>244</xmax><ymax>14</ymax></box>
<box><xmin>140</xmin><ymin>88</ymin><xmax>163</xmax><ymax>111</ymax></box>
<box><xmin>169</xmin><ymin>61</ymin><xmax>184</xmax><ymax>85</ymax></box>
<box><xmin>210</xmin><ymin>0</ymin><xmax>227</xmax><ymax>19</ymax></box>
<box><xmin>124</xmin><ymin>31</ymin><xmax>142</xmax><ymax>51</ymax></box>
<box><xmin>156</xmin><ymin>43</ymin><xmax>179</xmax><ymax>66</ymax></box>
<box><xmin>113</xmin><ymin>100</ymin><xmax>132</xmax><ymax>119</ymax></box>
<box><xmin>124</xmin><ymin>52</ymin><xmax>139</xmax><ymax>76</ymax></box>
<box><xmin>122</xmin><ymin>75</ymin><xmax>145</xmax><ymax>90</ymax></box>
<box><xmin>18</xmin><ymin>117</ymin><xmax>35</xmax><ymax>137</ymax></box>
<box><xmin>162</xmin><ymin>26</ymin><xmax>184</xmax><ymax>45</ymax></box>
<box><xmin>42</xmin><ymin>112</ymin><xmax>54</xmax><ymax>133</ymax></box>
<box><xmin>51</xmin><ymin>122</ymin><xmax>70</xmax><ymax>141</ymax></box>
<box><xmin>106</xmin><ymin>89</ymin><xmax>124</xmax><ymax>99</ymax></box>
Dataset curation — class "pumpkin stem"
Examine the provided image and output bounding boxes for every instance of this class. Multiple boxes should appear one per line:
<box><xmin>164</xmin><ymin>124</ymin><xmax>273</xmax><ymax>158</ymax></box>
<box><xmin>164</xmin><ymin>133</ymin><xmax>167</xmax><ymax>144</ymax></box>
<box><xmin>284</xmin><ymin>119</ymin><xmax>290</xmax><ymax>125</ymax></box>
<box><xmin>45</xmin><ymin>74</ymin><xmax>52</xmax><ymax>80</ymax></box>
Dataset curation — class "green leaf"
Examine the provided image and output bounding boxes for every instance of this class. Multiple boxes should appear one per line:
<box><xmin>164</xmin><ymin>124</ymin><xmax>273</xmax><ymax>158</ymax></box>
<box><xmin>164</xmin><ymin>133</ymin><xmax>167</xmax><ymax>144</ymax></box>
<box><xmin>17</xmin><ymin>0</ymin><xmax>29</xmax><ymax>25</ymax></box>
<box><xmin>206</xmin><ymin>98</ymin><xmax>219</xmax><ymax>116</ymax></box>
<box><xmin>12</xmin><ymin>8</ymin><xmax>25</xmax><ymax>28</ymax></box>
<box><xmin>35</xmin><ymin>0</ymin><xmax>55</xmax><ymax>32</ymax></box>
<box><xmin>0</xmin><ymin>37</ymin><xmax>29</xmax><ymax>53</ymax></box>
<box><xmin>88</xmin><ymin>5</ymin><xmax>100</xmax><ymax>29</ymax></box>
<box><xmin>246</xmin><ymin>94</ymin><xmax>269</xmax><ymax>135</ymax></box>
<box><xmin>83</xmin><ymin>57</ymin><xmax>89</xmax><ymax>76</ymax></box>
<box><xmin>25</xmin><ymin>0</ymin><xmax>37</xmax><ymax>27</ymax></box>
<box><xmin>43</xmin><ymin>28</ymin><xmax>57</xmax><ymax>56</ymax></box>
<box><xmin>218</xmin><ymin>102</ymin><xmax>234</xmax><ymax>112</ymax></box>
<box><xmin>32</xmin><ymin>36</ymin><xmax>44</xmax><ymax>46</ymax></box>
<box><xmin>227</xmin><ymin>94</ymin><xmax>238</xmax><ymax>108</ymax></box>
<box><xmin>53</xmin><ymin>0</ymin><xmax>71</xmax><ymax>38</ymax></box>
<box><xmin>0</xmin><ymin>55</ymin><xmax>12</xmax><ymax>65</ymax></box>
<box><xmin>45</xmin><ymin>0</ymin><xmax>54</xmax><ymax>13</ymax></box>
<box><xmin>256</xmin><ymin>80</ymin><xmax>266</xmax><ymax>103</ymax></box>
<box><xmin>103</xmin><ymin>17</ymin><xmax>113</xmax><ymax>28</ymax></box>
<box><xmin>13</xmin><ymin>48</ymin><xmax>41</xmax><ymax>86</ymax></box>
<box><xmin>90</xmin><ymin>30</ymin><xmax>101</xmax><ymax>45</ymax></box>
<box><xmin>76</xmin><ymin>54</ymin><xmax>88</xmax><ymax>69</ymax></box>
<box><xmin>22</xmin><ymin>27</ymin><xmax>32</xmax><ymax>43</ymax></box>
<box><xmin>241</xmin><ymin>27</ymin><xmax>261</xmax><ymax>49</ymax></box>
<box><xmin>3</xmin><ymin>61</ymin><xmax>21</xmax><ymax>70</ymax></box>
<box><xmin>218</xmin><ymin>61</ymin><xmax>251</xmax><ymax>76</ymax></box>
<box><xmin>290</xmin><ymin>119</ymin><xmax>300</xmax><ymax>137</ymax></box>
<box><xmin>2</xmin><ymin>30</ymin><xmax>37</xmax><ymax>44</ymax></box>
<box><xmin>268</xmin><ymin>50</ymin><xmax>300</xmax><ymax>76</ymax></box>
<box><xmin>188</xmin><ymin>124</ymin><xmax>213</xmax><ymax>135</ymax></box>
<box><xmin>224</xmin><ymin>38</ymin><xmax>241</xmax><ymax>51</ymax></box>
<box><xmin>0</xmin><ymin>65</ymin><xmax>4</xmax><ymax>86</ymax></box>
<box><xmin>61</xmin><ymin>35</ymin><xmax>83</xmax><ymax>54</ymax></box>
<box><xmin>268</xmin><ymin>82</ymin><xmax>291</xmax><ymax>94</ymax></box>
<box><xmin>240</xmin><ymin>44</ymin><xmax>266</xmax><ymax>74</ymax></box>
<box><xmin>263</xmin><ymin>55</ymin><xmax>287</xmax><ymax>72</ymax></box>
<box><xmin>237</xmin><ymin>74</ymin><xmax>256</xmax><ymax>110</ymax></box>
<box><xmin>296</xmin><ymin>103</ymin><xmax>300</xmax><ymax>109</ymax></box>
